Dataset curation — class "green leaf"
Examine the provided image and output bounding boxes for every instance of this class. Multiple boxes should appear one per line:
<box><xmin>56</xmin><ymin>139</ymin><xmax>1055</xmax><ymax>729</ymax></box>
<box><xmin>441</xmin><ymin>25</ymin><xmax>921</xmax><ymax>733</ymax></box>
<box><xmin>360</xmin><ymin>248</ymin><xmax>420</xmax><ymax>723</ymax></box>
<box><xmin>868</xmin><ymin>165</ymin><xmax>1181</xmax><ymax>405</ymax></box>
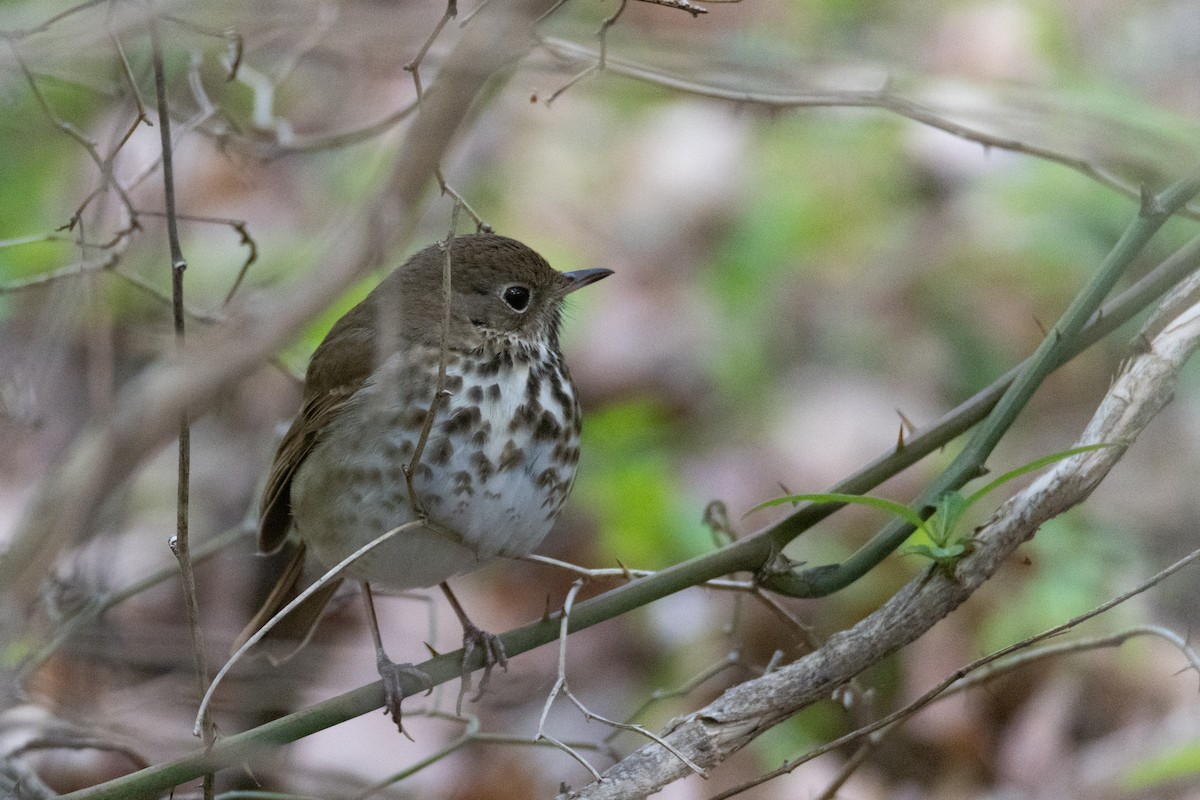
<box><xmin>903</xmin><ymin>543</ymin><xmax>967</xmax><ymax>561</ymax></box>
<box><xmin>966</xmin><ymin>443</ymin><xmax>1122</xmax><ymax>505</ymax></box>
<box><xmin>751</xmin><ymin>492</ymin><xmax>927</xmax><ymax>531</ymax></box>
<box><xmin>925</xmin><ymin>490</ymin><xmax>970</xmax><ymax>546</ymax></box>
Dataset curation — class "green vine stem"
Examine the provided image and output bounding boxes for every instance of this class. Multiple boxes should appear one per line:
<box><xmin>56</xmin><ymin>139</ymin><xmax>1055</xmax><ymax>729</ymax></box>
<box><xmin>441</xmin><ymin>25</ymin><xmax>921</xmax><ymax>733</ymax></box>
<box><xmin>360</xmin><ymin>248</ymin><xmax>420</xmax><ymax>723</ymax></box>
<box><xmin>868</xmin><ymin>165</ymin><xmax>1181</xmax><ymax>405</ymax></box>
<box><xmin>59</xmin><ymin>175</ymin><xmax>1200</xmax><ymax>800</ymax></box>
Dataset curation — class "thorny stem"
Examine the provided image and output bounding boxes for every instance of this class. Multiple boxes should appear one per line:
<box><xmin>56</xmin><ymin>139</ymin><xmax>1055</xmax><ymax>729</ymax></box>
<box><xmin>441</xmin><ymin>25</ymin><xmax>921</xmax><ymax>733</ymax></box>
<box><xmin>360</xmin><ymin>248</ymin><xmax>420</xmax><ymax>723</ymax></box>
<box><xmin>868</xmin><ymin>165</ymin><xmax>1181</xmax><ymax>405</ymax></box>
<box><xmin>762</xmin><ymin>171</ymin><xmax>1200</xmax><ymax>597</ymax></box>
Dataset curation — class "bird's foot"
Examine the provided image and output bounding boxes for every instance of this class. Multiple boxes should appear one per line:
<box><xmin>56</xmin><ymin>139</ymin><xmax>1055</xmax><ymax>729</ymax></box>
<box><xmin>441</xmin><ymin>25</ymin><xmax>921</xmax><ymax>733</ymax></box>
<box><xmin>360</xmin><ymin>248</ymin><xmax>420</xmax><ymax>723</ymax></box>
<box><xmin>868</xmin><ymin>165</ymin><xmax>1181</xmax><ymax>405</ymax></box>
<box><xmin>457</xmin><ymin>621</ymin><xmax>508</xmax><ymax>712</ymax></box>
<box><xmin>376</xmin><ymin>653</ymin><xmax>433</xmax><ymax>739</ymax></box>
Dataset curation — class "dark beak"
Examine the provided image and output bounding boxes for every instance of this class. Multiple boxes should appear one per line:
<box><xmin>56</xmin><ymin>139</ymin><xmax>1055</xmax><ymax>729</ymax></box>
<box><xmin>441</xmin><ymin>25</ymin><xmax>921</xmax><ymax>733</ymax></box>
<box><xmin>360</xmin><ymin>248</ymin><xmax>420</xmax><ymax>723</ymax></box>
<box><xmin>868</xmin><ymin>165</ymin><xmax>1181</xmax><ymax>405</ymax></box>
<box><xmin>560</xmin><ymin>268</ymin><xmax>614</xmax><ymax>295</ymax></box>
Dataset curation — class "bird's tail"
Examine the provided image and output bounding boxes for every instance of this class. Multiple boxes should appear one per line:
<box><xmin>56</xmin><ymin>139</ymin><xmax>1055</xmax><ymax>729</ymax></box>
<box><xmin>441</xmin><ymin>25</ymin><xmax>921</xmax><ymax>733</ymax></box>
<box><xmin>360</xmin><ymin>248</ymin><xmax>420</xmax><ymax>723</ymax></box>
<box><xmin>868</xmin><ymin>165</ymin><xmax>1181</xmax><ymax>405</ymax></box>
<box><xmin>233</xmin><ymin>542</ymin><xmax>343</xmax><ymax>666</ymax></box>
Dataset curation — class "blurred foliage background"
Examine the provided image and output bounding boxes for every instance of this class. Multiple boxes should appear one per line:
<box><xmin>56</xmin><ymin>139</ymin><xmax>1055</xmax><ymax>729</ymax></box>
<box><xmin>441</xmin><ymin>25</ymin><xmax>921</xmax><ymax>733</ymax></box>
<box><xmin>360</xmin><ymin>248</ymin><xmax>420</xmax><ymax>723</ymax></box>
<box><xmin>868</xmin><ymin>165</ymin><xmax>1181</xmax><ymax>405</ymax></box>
<box><xmin>2</xmin><ymin>0</ymin><xmax>1200</xmax><ymax>797</ymax></box>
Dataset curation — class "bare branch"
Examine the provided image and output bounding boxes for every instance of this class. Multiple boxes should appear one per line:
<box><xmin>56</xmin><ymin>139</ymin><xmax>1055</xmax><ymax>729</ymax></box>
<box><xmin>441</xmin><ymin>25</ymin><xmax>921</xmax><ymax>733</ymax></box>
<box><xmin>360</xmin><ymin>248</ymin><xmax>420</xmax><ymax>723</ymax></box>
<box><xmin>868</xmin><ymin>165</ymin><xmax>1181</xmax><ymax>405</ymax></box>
<box><xmin>537</xmin><ymin>580</ymin><xmax>707</xmax><ymax>780</ymax></box>
<box><xmin>539</xmin><ymin>37</ymin><xmax>1200</xmax><ymax>220</ymax></box>
<box><xmin>149</xmin><ymin>13</ymin><xmax>214</xmax><ymax>796</ymax></box>
<box><xmin>0</xmin><ymin>254</ymin><xmax>119</xmax><ymax>294</ymax></box>
<box><xmin>558</xmin><ymin>257</ymin><xmax>1200</xmax><ymax>799</ymax></box>
<box><xmin>546</xmin><ymin>0</ymin><xmax>628</xmax><ymax>106</ymax></box>
<box><xmin>715</xmin><ymin>615</ymin><xmax>1200</xmax><ymax>799</ymax></box>
<box><xmin>634</xmin><ymin>0</ymin><xmax>708</xmax><ymax>16</ymax></box>
<box><xmin>1</xmin><ymin>0</ymin><xmax>548</xmax><ymax>652</ymax></box>
<box><xmin>4</xmin><ymin>34</ymin><xmax>141</xmax><ymax>226</ymax></box>
<box><xmin>405</xmin><ymin>0</ymin><xmax>458</xmax><ymax>102</ymax></box>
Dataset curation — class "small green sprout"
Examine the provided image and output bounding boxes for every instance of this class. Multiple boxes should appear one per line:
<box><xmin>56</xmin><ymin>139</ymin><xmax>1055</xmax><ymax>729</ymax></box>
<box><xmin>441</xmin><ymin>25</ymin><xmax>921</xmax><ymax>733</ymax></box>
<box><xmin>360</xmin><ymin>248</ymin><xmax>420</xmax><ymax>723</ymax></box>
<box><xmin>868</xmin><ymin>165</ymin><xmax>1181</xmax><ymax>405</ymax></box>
<box><xmin>751</xmin><ymin>443</ymin><xmax>1119</xmax><ymax>576</ymax></box>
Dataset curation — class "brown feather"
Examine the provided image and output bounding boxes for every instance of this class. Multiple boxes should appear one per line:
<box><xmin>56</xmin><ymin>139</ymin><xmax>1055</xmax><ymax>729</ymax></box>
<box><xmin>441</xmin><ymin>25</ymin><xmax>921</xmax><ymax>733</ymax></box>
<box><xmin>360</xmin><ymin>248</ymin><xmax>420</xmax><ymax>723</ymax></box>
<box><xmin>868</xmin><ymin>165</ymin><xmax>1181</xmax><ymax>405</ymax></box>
<box><xmin>233</xmin><ymin>542</ymin><xmax>345</xmax><ymax>664</ymax></box>
<box><xmin>257</xmin><ymin>297</ymin><xmax>380</xmax><ymax>553</ymax></box>
<box><xmin>245</xmin><ymin>291</ymin><xmax>381</xmax><ymax>654</ymax></box>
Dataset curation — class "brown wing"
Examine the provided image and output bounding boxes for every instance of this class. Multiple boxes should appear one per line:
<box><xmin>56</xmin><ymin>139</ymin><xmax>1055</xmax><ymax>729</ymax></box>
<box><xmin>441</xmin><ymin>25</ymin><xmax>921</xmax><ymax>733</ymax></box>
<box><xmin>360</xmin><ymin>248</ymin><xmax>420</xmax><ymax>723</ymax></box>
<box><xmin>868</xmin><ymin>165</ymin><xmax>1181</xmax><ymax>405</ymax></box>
<box><xmin>240</xmin><ymin>295</ymin><xmax>381</xmax><ymax>660</ymax></box>
<box><xmin>258</xmin><ymin>295</ymin><xmax>380</xmax><ymax>553</ymax></box>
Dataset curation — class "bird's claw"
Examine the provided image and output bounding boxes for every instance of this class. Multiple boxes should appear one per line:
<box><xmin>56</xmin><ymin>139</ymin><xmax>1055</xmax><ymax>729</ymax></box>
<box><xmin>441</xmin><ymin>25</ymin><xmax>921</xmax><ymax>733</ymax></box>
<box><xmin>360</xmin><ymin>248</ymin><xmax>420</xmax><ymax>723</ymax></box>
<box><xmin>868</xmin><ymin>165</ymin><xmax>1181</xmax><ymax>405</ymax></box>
<box><xmin>456</xmin><ymin>621</ymin><xmax>508</xmax><ymax>712</ymax></box>
<box><xmin>377</xmin><ymin>654</ymin><xmax>433</xmax><ymax>738</ymax></box>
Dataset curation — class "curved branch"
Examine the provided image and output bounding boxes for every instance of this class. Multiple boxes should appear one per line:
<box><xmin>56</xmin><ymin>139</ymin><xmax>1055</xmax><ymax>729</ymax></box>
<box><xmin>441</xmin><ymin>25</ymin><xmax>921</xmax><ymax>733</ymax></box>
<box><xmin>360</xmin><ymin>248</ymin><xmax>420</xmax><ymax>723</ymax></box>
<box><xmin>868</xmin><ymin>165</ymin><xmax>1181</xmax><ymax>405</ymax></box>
<box><xmin>539</xmin><ymin>37</ymin><xmax>1200</xmax><ymax>221</ymax></box>
<box><xmin>52</xmin><ymin>182</ymin><xmax>1200</xmax><ymax>800</ymax></box>
<box><xmin>558</xmin><ymin>252</ymin><xmax>1200</xmax><ymax>799</ymax></box>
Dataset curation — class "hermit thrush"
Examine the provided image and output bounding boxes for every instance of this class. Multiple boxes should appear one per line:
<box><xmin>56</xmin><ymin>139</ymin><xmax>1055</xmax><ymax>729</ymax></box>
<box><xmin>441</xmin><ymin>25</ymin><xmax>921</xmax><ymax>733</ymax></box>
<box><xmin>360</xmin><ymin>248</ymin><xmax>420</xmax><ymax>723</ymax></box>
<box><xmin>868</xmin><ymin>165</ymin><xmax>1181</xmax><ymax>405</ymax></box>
<box><xmin>239</xmin><ymin>233</ymin><xmax>611</xmax><ymax>730</ymax></box>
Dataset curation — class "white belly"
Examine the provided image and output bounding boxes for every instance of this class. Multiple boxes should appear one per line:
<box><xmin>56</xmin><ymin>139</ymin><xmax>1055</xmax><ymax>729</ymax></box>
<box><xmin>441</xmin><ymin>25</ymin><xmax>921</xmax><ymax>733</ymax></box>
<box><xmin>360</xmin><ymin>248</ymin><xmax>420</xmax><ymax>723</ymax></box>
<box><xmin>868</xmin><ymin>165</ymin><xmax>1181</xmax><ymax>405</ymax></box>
<box><xmin>291</xmin><ymin>351</ymin><xmax>578</xmax><ymax>591</ymax></box>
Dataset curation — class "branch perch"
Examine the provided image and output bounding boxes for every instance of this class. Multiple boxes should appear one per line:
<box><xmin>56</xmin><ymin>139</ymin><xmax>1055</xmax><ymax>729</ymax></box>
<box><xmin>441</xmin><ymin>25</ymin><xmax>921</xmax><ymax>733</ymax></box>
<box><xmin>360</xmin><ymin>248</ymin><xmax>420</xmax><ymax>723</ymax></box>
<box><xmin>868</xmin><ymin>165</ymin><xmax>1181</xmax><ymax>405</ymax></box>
<box><xmin>556</xmin><ymin>245</ymin><xmax>1200</xmax><ymax>799</ymax></box>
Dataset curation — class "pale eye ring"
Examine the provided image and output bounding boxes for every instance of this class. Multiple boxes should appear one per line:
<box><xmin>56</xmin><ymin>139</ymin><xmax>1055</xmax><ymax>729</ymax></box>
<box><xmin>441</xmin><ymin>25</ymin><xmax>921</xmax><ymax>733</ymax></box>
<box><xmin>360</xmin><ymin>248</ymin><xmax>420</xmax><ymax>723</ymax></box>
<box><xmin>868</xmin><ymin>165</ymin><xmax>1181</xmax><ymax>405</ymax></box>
<box><xmin>501</xmin><ymin>284</ymin><xmax>531</xmax><ymax>312</ymax></box>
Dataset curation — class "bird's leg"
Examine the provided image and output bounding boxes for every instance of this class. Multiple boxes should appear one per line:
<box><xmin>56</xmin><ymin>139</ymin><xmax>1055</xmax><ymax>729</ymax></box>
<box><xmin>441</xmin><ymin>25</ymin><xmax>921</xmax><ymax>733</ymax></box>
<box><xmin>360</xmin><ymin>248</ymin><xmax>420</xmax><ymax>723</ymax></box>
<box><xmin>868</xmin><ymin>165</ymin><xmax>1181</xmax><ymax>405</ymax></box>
<box><xmin>440</xmin><ymin>581</ymin><xmax>507</xmax><ymax>712</ymax></box>
<box><xmin>361</xmin><ymin>582</ymin><xmax>431</xmax><ymax>738</ymax></box>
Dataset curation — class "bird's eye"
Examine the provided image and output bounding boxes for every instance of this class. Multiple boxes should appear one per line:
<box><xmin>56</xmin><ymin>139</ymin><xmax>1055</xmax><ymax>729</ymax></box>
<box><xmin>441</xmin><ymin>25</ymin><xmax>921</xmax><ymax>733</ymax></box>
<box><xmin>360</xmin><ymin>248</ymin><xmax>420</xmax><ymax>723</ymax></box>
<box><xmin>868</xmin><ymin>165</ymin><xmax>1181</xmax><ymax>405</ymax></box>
<box><xmin>501</xmin><ymin>284</ymin><xmax>531</xmax><ymax>312</ymax></box>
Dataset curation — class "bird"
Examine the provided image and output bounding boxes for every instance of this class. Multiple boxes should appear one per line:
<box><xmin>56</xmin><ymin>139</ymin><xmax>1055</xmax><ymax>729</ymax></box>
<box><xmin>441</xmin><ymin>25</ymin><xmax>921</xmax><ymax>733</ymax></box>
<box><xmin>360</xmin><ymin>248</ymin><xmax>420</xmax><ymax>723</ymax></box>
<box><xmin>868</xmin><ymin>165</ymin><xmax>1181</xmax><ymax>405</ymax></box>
<box><xmin>237</xmin><ymin>232</ymin><xmax>611</xmax><ymax>732</ymax></box>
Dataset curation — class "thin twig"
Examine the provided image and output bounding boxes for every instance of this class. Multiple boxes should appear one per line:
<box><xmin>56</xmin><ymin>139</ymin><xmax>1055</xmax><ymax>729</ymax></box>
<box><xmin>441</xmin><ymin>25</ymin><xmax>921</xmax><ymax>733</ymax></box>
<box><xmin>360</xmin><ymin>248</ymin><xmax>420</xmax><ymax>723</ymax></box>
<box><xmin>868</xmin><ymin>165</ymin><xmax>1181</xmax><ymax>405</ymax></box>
<box><xmin>435</xmin><ymin>169</ymin><xmax>492</xmax><ymax>232</ymax></box>
<box><xmin>605</xmin><ymin>652</ymin><xmax>749</xmax><ymax>745</ymax></box>
<box><xmin>563</xmin><ymin>686</ymin><xmax>707</xmax><ymax>778</ymax></box>
<box><xmin>0</xmin><ymin>255</ymin><xmax>119</xmax><ymax>294</ymax></box>
<box><xmin>134</xmin><ymin>210</ymin><xmax>259</xmax><ymax>307</ymax></box>
<box><xmin>405</xmin><ymin>0</ymin><xmax>458</xmax><ymax>102</ymax></box>
<box><xmin>4</xmin><ymin>34</ymin><xmax>140</xmax><ymax>225</ymax></box>
<box><xmin>401</xmin><ymin>2</ymin><xmax>491</xmax><ymax>233</ymax></box>
<box><xmin>536</xmin><ymin>580</ymin><xmax>707</xmax><ymax>778</ymax></box>
<box><xmin>106</xmin><ymin>14</ymin><xmax>150</xmax><ymax>136</ymax></box>
<box><xmin>150</xmin><ymin>11</ymin><xmax>214</xmax><ymax>797</ymax></box>
<box><xmin>712</xmin><ymin>608</ymin><xmax>1200</xmax><ymax>799</ymax></box>
<box><xmin>522</xmin><ymin>554</ymin><xmax>754</xmax><ymax>590</ymax></box>
<box><xmin>196</xmin><ymin>519</ymin><xmax>431</xmax><ymax>734</ymax></box>
<box><xmin>403</xmin><ymin>202</ymin><xmax>461</xmax><ymax>511</ymax></box>
<box><xmin>635</xmin><ymin>0</ymin><xmax>709</xmax><ymax>16</ymax></box>
<box><xmin>536</xmin><ymin>580</ymin><xmax>603</xmax><ymax>778</ymax></box>
<box><xmin>545</xmin><ymin>0</ymin><xmax>630</xmax><ymax>106</ymax></box>
<box><xmin>540</xmin><ymin>37</ymin><xmax>1200</xmax><ymax>221</ymax></box>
